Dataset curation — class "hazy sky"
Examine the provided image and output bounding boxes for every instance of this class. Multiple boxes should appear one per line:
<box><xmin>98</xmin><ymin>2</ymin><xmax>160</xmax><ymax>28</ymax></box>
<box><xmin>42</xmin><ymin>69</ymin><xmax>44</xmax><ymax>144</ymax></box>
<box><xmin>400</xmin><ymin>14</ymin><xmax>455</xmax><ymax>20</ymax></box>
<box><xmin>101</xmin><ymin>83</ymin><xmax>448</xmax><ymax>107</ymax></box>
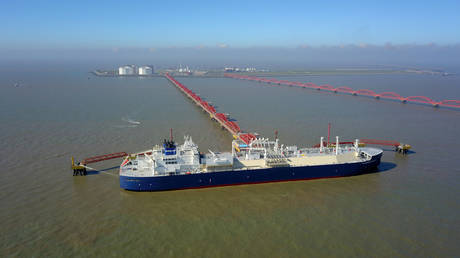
<box><xmin>2</xmin><ymin>0</ymin><xmax>460</xmax><ymax>69</ymax></box>
<box><xmin>1</xmin><ymin>0</ymin><xmax>459</xmax><ymax>49</ymax></box>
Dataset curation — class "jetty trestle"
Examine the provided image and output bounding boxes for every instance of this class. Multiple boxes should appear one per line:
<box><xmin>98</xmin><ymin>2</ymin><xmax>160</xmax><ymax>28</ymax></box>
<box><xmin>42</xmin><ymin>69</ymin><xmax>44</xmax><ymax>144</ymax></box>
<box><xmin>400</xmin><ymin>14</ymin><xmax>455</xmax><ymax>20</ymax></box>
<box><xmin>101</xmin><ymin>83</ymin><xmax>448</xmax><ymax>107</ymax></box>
<box><xmin>164</xmin><ymin>73</ymin><xmax>257</xmax><ymax>145</ymax></box>
<box><xmin>225</xmin><ymin>73</ymin><xmax>460</xmax><ymax>109</ymax></box>
<box><xmin>71</xmin><ymin>152</ymin><xmax>128</xmax><ymax>176</ymax></box>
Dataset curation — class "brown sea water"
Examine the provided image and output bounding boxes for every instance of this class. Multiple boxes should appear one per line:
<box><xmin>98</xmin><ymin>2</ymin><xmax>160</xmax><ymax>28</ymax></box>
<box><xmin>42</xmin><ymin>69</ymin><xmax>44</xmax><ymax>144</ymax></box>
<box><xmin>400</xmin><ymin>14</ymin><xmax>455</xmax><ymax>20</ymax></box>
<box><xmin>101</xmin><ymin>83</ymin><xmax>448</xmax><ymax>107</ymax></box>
<box><xmin>0</xmin><ymin>62</ymin><xmax>459</xmax><ymax>257</ymax></box>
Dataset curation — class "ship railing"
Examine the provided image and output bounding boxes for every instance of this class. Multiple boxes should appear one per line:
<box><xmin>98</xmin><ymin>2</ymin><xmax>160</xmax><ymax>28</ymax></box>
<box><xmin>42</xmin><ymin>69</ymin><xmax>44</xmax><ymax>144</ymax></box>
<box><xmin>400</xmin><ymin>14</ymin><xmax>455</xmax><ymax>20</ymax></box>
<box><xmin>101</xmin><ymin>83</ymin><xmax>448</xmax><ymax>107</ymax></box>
<box><xmin>298</xmin><ymin>146</ymin><xmax>357</xmax><ymax>155</ymax></box>
<box><xmin>299</xmin><ymin>147</ymin><xmax>333</xmax><ymax>154</ymax></box>
<box><xmin>152</xmin><ymin>169</ymin><xmax>203</xmax><ymax>177</ymax></box>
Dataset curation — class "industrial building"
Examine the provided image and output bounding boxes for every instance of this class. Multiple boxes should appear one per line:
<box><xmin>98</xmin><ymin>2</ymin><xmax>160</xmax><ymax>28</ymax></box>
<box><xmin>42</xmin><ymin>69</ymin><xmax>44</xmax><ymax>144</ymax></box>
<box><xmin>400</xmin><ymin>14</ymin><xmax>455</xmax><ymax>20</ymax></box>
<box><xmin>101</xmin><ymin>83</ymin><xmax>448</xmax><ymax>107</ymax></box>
<box><xmin>138</xmin><ymin>66</ymin><xmax>153</xmax><ymax>75</ymax></box>
<box><xmin>118</xmin><ymin>65</ymin><xmax>135</xmax><ymax>75</ymax></box>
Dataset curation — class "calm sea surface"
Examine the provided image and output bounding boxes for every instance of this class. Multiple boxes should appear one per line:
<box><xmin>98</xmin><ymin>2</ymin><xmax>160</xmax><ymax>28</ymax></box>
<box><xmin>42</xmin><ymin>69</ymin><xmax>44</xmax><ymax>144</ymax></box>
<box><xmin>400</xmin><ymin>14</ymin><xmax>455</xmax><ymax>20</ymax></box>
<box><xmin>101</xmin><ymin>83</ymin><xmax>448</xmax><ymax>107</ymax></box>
<box><xmin>0</xmin><ymin>62</ymin><xmax>459</xmax><ymax>257</ymax></box>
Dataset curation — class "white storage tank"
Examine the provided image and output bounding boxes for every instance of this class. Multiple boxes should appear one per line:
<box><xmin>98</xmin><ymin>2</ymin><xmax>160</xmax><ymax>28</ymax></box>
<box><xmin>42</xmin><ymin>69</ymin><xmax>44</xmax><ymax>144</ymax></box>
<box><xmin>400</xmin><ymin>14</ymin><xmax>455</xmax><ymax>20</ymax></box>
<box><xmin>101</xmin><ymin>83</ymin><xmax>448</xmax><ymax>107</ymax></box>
<box><xmin>138</xmin><ymin>66</ymin><xmax>153</xmax><ymax>75</ymax></box>
<box><xmin>118</xmin><ymin>66</ymin><xmax>126</xmax><ymax>75</ymax></box>
<box><xmin>119</xmin><ymin>65</ymin><xmax>134</xmax><ymax>75</ymax></box>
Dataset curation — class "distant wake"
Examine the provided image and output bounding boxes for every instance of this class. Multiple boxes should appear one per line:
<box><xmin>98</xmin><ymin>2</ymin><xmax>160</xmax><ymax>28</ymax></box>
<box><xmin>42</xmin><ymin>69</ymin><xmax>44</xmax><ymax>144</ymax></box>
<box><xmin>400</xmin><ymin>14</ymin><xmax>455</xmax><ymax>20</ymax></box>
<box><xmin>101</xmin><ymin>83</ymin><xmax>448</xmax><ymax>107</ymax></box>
<box><xmin>122</xmin><ymin>117</ymin><xmax>141</xmax><ymax>125</ymax></box>
<box><xmin>114</xmin><ymin>117</ymin><xmax>141</xmax><ymax>128</ymax></box>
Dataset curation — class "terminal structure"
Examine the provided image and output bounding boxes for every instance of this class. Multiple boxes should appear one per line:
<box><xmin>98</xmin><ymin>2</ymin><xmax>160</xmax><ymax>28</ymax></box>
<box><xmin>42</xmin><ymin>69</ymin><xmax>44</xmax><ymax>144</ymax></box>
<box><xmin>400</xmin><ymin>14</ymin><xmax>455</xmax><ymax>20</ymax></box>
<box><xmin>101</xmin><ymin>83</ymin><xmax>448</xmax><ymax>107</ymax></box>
<box><xmin>71</xmin><ymin>74</ymin><xmax>413</xmax><ymax>175</ymax></box>
<box><xmin>164</xmin><ymin>73</ymin><xmax>257</xmax><ymax>144</ymax></box>
<box><xmin>225</xmin><ymin>73</ymin><xmax>460</xmax><ymax>109</ymax></box>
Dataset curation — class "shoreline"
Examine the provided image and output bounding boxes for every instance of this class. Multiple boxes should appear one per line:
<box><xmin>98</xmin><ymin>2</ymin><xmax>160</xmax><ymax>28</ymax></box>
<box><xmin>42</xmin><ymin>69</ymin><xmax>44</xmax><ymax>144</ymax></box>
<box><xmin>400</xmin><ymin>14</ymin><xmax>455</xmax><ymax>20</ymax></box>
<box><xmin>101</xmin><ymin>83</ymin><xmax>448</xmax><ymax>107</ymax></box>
<box><xmin>92</xmin><ymin>68</ymin><xmax>452</xmax><ymax>78</ymax></box>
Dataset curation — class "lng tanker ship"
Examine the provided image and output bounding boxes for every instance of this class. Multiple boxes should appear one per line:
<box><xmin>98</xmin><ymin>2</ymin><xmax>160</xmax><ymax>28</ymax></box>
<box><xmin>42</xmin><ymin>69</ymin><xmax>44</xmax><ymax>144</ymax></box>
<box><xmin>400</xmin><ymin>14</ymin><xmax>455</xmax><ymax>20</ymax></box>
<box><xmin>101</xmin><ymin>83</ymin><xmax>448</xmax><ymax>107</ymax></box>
<box><xmin>119</xmin><ymin>134</ymin><xmax>382</xmax><ymax>191</ymax></box>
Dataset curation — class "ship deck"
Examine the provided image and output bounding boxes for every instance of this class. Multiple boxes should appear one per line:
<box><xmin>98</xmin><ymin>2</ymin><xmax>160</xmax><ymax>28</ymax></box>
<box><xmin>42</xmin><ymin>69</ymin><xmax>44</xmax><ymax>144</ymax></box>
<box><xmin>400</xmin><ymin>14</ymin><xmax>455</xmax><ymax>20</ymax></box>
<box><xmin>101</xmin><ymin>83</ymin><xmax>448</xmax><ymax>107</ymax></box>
<box><xmin>120</xmin><ymin>147</ymin><xmax>381</xmax><ymax>177</ymax></box>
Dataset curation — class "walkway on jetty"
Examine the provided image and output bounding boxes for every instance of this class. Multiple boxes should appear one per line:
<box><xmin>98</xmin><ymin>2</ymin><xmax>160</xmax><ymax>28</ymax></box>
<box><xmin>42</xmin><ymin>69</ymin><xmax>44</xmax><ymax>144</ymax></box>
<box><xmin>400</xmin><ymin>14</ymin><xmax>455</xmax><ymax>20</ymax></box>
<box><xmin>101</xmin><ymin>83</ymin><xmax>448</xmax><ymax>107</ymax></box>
<box><xmin>225</xmin><ymin>73</ymin><xmax>460</xmax><ymax>109</ymax></box>
<box><xmin>165</xmin><ymin>73</ymin><xmax>257</xmax><ymax>144</ymax></box>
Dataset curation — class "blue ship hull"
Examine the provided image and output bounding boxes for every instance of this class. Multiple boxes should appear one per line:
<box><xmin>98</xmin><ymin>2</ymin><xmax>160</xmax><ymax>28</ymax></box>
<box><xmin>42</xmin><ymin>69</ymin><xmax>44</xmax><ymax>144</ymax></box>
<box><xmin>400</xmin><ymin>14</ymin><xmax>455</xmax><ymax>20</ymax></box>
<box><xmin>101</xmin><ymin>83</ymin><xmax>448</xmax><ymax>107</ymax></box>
<box><xmin>120</xmin><ymin>153</ymin><xmax>382</xmax><ymax>191</ymax></box>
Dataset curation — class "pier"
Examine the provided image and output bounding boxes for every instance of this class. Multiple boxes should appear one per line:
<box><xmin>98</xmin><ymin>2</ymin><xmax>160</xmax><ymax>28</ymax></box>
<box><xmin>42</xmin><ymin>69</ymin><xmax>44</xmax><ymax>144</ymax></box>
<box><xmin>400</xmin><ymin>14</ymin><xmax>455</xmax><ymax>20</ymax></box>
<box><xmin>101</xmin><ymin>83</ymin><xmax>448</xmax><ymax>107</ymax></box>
<box><xmin>313</xmin><ymin>128</ymin><xmax>412</xmax><ymax>155</ymax></box>
<box><xmin>359</xmin><ymin>139</ymin><xmax>411</xmax><ymax>154</ymax></box>
<box><xmin>72</xmin><ymin>152</ymin><xmax>128</xmax><ymax>176</ymax></box>
<box><xmin>164</xmin><ymin>73</ymin><xmax>257</xmax><ymax>144</ymax></box>
<box><xmin>225</xmin><ymin>73</ymin><xmax>460</xmax><ymax>109</ymax></box>
<box><xmin>71</xmin><ymin>74</ymin><xmax>414</xmax><ymax>175</ymax></box>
